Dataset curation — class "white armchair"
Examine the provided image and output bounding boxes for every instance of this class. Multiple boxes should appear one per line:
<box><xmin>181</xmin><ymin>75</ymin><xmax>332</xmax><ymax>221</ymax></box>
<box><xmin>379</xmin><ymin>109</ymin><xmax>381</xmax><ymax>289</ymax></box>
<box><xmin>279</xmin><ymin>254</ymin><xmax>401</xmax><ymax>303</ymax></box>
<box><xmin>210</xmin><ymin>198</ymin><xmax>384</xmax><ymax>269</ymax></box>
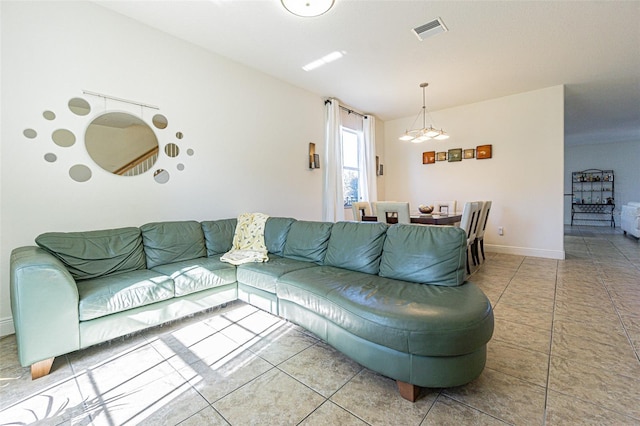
<box><xmin>621</xmin><ymin>202</ymin><xmax>640</xmax><ymax>239</ymax></box>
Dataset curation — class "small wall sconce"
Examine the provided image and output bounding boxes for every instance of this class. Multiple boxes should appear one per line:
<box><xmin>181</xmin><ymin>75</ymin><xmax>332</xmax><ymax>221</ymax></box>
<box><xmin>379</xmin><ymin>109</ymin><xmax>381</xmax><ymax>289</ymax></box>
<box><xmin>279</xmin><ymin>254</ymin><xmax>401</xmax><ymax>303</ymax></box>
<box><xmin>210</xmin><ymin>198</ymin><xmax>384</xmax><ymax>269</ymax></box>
<box><xmin>309</xmin><ymin>142</ymin><xmax>320</xmax><ymax>169</ymax></box>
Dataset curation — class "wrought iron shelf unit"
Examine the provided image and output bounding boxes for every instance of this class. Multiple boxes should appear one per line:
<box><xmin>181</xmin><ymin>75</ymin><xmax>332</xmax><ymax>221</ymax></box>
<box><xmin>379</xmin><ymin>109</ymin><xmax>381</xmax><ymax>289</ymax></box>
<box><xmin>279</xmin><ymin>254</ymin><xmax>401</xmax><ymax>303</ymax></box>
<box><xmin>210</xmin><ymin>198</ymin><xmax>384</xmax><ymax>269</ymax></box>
<box><xmin>571</xmin><ymin>169</ymin><xmax>615</xmax><ymax>227</ymax></box>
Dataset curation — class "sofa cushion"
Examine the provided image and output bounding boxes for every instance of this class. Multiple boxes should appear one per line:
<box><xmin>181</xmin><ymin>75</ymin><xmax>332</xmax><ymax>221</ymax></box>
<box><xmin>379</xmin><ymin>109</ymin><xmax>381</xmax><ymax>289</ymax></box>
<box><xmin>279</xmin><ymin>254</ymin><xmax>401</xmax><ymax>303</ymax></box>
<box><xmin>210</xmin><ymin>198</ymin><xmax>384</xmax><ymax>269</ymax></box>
<box><xmin>141</xmin><ymin>221</ymin><xmax>206</xmax><ymax>268</ymax></box>
<box><xmin>201</xmin><ymin>219</ymin><xmax>237</xmax><ymax>256</ymax></box>
<box><xmin>282</xmin><ymin>221</ymin><xmax>333</xmax><ymax>264</ymax></box>
<box><xmin>264</xmin><ymin>217</ymin><xmax>296</xmax><ymax>256</ymax></box>
<box><xmin>151</xmin><ymin>256</ymin><xmax>237</xmax><ymax>297</ymax></box>
<box><xmin>77</xmin><ymin>270</ymin><xmax>174</xmax><ymax>321</ymax></box>
<box><xmin>379</xmin><ymin>224</ymin><xmax>466</xmax><ymax>286</ymax></box>
<box><xmin>276</xmin><ymin>266</ymin><xmax>493</xmax><ymax>356</ymax></box>
<box><xmin>237</xmin><ymin>254</ymin><xmax>316</xmax><ymax>293</ymax></box>
<box><xmin>324</xmin><ymin>222</ymin><xmax>387</xmax><ymax>274</ymax></box>
<box><xmin>35</xmin><ymin>227</ymin><xmax>146</xmax><ymax>281</ymax></box>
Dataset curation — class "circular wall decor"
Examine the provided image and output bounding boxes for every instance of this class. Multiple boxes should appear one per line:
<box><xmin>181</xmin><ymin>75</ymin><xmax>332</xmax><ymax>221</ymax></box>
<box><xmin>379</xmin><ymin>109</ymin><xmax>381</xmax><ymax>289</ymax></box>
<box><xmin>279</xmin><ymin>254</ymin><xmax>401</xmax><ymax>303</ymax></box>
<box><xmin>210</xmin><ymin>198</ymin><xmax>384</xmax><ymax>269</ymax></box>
<box><xmin>52</xmin><ymin>129</ymin><xmax>76</xmax><ymax>147</ymax></box>
<box><xmin>69</xmin><ymin>164</ymin><xmax>92</xmax><ymax>182</ymax></box>
<box><xmin>23</xmin><ymin>128</ymin><xmax>37</xmax><ymax>139</ymax></box>
<box><xmin>68</xmin><ymin>98</ymin><xmax>91</xmax><ymax>116</ymax></box>
<box><xmin>24</xmin><ymin>94</ymin><xmax>191</xmax><ymax>183</ymax></box>
<box><xmin>85</xmin><ymin>112</ymin><xmax>159</xmax><ymax>176</ymax></box>
<box><xmin>153</xmin><ymin>168</ymin><xmax>170</xmax><ymax>184</ymax></box>
<box><xmin>152</xmin><ymin>114</ymin><xmax>168</xmax><ymax>129</ymax></box>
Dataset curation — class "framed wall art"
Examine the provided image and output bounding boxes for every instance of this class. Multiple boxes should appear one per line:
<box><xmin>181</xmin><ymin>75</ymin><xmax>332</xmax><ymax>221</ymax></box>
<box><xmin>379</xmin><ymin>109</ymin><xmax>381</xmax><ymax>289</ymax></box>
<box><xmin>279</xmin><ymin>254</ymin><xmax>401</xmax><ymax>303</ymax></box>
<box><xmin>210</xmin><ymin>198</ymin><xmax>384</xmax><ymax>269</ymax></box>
<box><xmin>476</xmin><ymin>144</ymin><xmax>492</xmax><ymax>159</ymax></box>
<box><xmin>448</xmin><ymin>148</ymin><xmax>462</xmax><ymax>162</ymax></box>
<box><xmin>422</xmin><ymin>151</ymin><xmax>435</xmax><ymax>164</ymax></box>
<box><xmin>436</xmin><ymin>152</ymin><xmax>447</xmax><ymax>161</ymax></box>
<box><xmin>464</xmin><ymin>149</ymin><xmax>475</xmax><ymax>159</ymax></box>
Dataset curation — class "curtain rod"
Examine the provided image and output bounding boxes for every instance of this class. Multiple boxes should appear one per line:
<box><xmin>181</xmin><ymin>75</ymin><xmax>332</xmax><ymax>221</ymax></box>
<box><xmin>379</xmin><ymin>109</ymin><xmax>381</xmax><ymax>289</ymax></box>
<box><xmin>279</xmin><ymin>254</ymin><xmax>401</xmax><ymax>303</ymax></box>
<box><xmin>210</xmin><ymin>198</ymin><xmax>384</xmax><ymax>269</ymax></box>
<box><xmin>82</xmin><ymin>90</ymin><xmax>159</xmax><ymax>110</ymax></box>
<box><xmin>325</xmin><ymin>99</ymin><xmax>369</xmax><ymax>119</ymax></box>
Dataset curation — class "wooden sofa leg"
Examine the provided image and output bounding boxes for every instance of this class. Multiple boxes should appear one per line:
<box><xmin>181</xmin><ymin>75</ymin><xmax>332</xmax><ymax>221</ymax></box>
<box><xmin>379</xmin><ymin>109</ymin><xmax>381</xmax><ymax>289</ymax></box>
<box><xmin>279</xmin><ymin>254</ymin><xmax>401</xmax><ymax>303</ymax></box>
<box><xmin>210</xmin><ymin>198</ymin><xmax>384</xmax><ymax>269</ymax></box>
<box><xmin>31</xmin><ymin>357</ymin><xmax>54</xmax><ymax>379</ymax></box>
<box><xmin>397</xmin><ymin>380</ymin><xmax>420</xmax><ymax>402</ymax></box>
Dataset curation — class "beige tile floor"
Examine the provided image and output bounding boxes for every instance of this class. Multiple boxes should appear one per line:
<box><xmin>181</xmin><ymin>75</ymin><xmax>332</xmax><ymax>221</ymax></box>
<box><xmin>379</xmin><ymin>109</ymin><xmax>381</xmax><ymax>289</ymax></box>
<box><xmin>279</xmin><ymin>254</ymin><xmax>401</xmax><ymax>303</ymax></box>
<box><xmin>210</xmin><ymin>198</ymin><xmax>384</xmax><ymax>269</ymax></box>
<box><xmin>1</xmin><ymin>225</ymin><xmax>639</xmax><ymax>425</ymax></box>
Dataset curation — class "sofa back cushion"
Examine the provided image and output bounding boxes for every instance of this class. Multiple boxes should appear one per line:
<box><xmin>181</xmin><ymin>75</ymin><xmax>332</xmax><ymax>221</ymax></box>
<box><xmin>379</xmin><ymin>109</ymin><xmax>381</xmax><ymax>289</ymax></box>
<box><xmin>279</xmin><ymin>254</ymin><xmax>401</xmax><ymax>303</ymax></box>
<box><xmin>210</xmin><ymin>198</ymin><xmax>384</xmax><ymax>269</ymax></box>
<box><xmin>35</xmin><ymin>227</ymin><xmax>146</xmax><ymax>281</ymax></box>
<box><xmin>379</xmin><ymin>224</ymin><xmax>466</xmax><ymax>286</ymax></box>
<box><xmin>201</xmin><ymin>219</ymin><xmax>237</xmax><ymax>256</ymax></box>
<box><xmin>264</xmin><ymin>217</ymin><xmax>296</xmax><ymax>256</ymax></box>
<box><xmin>282</xmin><ymin>221</ymin><xmax>333</xmax><ymax>264</ymax></box>
<box><xmin>324</xmin><ymin>222</ymin><xmax>388</xmax><ymax>274</ymax></box>
<box><xmin>141</xmin><ymin>221</ymin><xmax>206</xmax><ymax>268</ymax></box>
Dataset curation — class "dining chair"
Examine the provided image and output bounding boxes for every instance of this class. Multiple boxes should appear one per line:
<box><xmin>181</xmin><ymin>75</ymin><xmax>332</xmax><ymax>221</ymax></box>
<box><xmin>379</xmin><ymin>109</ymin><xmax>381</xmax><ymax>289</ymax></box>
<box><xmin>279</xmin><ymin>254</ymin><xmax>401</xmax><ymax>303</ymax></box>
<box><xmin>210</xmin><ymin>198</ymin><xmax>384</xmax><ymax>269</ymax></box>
<box><xmin>375</xmin><ymin>202</ymin><xmax>411</xmax><ymax>224</ymax></box>
<box><xmin>370</xmin><ymin>202</ymin><xmax>378</xmax><ymax>216</ymax></box>
<box><xmin>459</xmin><ymin>201</ymin><xmax>481</xmax><ymax>275</ymax></box>
<box><xmin>473</xmin><ymin>201</ymin><xmax>492</xmax><ymax>264</ymax></box>
<box><xmin>351</xmin><ymin>201</ymin><xmax>371</xmax><ymax>221</ymax></box>
<box><xmin>433</xmin><ymin>200</ymin><xmax>457</xmax><ymax>215</ymax></box>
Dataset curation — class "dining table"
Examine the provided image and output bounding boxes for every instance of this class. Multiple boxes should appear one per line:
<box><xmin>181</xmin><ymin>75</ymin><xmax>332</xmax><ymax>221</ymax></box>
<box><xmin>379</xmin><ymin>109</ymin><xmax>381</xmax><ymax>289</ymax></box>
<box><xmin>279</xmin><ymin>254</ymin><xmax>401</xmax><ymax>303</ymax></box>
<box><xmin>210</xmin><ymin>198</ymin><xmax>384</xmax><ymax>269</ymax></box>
<box><xmin>362</xmin><ymin>214</ymin><xmax>462</xmax><ymax>225</ymax></box>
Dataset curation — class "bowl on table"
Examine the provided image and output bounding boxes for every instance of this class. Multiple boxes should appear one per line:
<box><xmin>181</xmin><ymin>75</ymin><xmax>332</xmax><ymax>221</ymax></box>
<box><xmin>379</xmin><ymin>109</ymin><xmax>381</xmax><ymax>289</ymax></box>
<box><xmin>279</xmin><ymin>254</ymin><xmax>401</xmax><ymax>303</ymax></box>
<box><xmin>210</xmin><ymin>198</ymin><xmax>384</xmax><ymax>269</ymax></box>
<box><xmin>418</xmin><ymin>205</ymin><xmax>433</xmax><ymax>214</ymax></box>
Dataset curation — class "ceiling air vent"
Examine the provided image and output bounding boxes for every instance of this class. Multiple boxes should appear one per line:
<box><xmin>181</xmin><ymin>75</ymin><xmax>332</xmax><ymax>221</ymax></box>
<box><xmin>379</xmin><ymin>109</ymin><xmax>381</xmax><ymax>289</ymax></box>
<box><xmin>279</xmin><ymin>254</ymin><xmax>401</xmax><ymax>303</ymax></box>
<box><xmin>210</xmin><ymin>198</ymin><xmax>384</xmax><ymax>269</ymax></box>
<box><xmin>412</xmin><ymin>17</ymin><xmax>448</xmax><ymax>41</ymax></box>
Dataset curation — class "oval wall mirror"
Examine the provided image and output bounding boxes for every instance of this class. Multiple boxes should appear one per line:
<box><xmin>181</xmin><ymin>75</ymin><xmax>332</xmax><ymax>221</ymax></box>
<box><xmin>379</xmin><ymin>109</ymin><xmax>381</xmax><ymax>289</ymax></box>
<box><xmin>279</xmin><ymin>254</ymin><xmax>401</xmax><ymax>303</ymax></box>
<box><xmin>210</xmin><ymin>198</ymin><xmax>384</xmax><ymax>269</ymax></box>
<box><xmin>164</xmin><ymin>143</ymin><xmax>180</xmax><ymax>158</ymax></box>
<box><xmin>152</xmin><ymin>114</ymin><xmax>168</xmax><ymax>129</ymax></box>
<box><xmin>68</xmin><ymin>98</ymin><xmax>91</xmax><ymax>116</ymax></box>
<box><xmin>154</xmin><ymin>169</ymin><xmax>170</xmax><ymax>184</ymax></box>
<box><xmin>52</xmin><ymin>129</ymin><xmax>76</xmax><ymax>147</ymax></box>
<box><xmin>23</xmin><ymin>128</ymin><xmax>37</xmax><ymax>139</ymax></box>
<box><xmin>85</xmin><ymin>112</ymin><xmax>159</xmax><ymax>176</ymax></box>
<box><xmin>69</xmin><ymin>164</ymin><xmax>92</xmax><ymax>182</ymax></box>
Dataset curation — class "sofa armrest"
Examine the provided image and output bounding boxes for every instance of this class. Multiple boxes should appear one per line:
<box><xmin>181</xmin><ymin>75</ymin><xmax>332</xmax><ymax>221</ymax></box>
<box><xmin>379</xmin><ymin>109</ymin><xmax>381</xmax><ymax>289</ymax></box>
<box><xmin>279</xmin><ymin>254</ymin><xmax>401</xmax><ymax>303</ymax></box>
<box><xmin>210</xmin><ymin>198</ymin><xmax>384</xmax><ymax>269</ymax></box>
<box><xmin>10</xmin><ymin>246</ymin><xmax>80</xmax><ymax>367</ymax></box>
<box><xmin>622</xmin><ymin>204</ymin><xmax>640</xmax><ymax>215</ymax></box>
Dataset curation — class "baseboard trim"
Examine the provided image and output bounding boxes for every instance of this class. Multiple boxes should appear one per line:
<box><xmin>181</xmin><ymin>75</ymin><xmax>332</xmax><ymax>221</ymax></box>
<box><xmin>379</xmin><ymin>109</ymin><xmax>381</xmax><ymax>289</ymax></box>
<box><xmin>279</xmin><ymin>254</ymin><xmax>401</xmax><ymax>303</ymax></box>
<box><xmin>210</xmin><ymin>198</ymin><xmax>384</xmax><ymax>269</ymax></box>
<box><xmin>486</xmin><ymin>244</ymin><xmax>565</xmax><ymax>260</ymax></box>
<box><xmin>0</xmin><ymin>317</ymin><xmax>15</xmax><ymax>337</ymax></box>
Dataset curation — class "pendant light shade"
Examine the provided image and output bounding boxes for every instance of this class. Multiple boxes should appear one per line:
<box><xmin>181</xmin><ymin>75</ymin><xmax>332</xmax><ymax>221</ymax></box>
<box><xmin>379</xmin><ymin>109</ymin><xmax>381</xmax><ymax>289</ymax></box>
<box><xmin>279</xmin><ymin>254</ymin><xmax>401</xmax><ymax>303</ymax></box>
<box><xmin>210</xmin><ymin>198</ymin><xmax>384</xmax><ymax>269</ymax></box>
<box><xmin>399</xmin><ymin>83</ymin><xmax>449</xmax><ymax>142</ymax></box>
<box><xmin>281</xmin><ymin>0</ymin><xmax>335</xmax><ymax>17</ymax></box>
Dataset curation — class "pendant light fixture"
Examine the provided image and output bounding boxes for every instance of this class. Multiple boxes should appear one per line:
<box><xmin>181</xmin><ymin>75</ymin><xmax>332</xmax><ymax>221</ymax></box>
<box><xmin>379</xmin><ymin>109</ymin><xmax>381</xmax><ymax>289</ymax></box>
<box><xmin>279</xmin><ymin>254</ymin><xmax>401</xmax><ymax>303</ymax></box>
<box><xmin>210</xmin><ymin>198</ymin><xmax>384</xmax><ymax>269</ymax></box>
<box><xmin>399</xmin><ymin>83</ymin><xmax>449</xmax><ymax>143</ymax></box>
<box><xmin>281</xmin><ymin>0</ymin><xmax>335</xmax><ymax>17</ymax></box>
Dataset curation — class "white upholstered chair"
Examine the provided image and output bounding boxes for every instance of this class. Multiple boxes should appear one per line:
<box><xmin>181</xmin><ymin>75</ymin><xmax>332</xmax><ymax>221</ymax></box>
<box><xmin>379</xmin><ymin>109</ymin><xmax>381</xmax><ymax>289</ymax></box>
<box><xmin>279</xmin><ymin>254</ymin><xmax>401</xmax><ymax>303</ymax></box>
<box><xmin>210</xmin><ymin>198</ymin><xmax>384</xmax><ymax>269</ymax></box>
<box><xmin>433</xmin><ymin>200</ymin><xmax>457</xmax><ymax>215</ymax></box>
<box><xmin>375</xmin><ymin>202</ymin><xmax>411</xmax><ymax>224</ymax></box>
<box><xmin>473</xmin><ymin>201</ymin><xmax>492</xmax><ymax>264</ymax></box>
<box><xmin>370</xmin><ymin>202</ymin><xmax>378</xmax><ymax>216</ymax></box>
<box><xmin>351</xmin><ymin>201</ymin><xmax>371</xmax><ymax>221</ymax></box>
<box><xmin>459</xmin><ymin>201</ymin><xmax>481</xmax><ymax>274</ymax></box>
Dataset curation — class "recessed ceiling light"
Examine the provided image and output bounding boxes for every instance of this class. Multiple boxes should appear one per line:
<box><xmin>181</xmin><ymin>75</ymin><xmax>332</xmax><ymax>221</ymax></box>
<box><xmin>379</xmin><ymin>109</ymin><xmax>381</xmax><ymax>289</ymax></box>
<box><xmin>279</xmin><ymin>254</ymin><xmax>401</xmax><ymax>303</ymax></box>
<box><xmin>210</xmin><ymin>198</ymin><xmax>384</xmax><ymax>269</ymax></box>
<box><xmin>302</xmin><ymin>51</ymin><xmax>344</xmax><ymax>71</ymax></box>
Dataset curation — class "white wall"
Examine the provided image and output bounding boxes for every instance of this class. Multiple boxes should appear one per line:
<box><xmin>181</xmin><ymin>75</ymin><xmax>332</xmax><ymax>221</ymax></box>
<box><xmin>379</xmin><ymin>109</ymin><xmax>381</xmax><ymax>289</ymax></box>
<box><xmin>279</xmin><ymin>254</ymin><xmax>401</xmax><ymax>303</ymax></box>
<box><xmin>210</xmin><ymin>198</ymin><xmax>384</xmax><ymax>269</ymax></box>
<box><xmin>383</xmin><ymin>86</ymin><xmax>565</xmax><ymax>260</ymax></box>
<box><xmin>0</xmin><ymin>1</ymin><xmax>326</xmax><ymax>335</ymax></box>
<box><xmin>564</xmin><ymin>140</ymin><xmax>640</xmax><ymax>225</ymax></box>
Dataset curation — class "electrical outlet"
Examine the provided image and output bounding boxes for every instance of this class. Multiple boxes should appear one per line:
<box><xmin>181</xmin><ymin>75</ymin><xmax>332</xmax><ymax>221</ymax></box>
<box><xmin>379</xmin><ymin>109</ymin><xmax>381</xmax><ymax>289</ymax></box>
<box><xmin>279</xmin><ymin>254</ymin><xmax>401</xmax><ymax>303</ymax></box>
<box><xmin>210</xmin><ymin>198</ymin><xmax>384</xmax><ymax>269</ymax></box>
<box><xmin>498</xmin><ymin>226</ymin><xmax>504</xmax><ymax>236</ymax></box>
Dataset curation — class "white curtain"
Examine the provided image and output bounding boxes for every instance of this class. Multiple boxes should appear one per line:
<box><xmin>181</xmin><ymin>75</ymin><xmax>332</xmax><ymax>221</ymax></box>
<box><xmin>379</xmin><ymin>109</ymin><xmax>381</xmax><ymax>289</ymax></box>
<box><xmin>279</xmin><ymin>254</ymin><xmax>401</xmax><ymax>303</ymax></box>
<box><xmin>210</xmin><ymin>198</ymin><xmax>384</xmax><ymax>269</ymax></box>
<box><xmin>361</xmin><ymin>115</ymin><xmax>378</xmax><ymax>204</ymax></box>
<box><xmin>322</xmin><ymin>99</ymin><xmax>345</xmax><ymax>222</ymax></box>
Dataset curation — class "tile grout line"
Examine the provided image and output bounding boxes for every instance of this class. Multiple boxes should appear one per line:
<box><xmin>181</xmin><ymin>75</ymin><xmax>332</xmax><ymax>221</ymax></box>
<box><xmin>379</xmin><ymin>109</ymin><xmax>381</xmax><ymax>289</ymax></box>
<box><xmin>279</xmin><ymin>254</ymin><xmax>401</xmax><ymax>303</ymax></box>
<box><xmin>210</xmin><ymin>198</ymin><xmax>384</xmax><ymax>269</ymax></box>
<box><xmin>541</xmin><ymin>258</ymin><xmax>560</xmax><ymax>426</ymax></box>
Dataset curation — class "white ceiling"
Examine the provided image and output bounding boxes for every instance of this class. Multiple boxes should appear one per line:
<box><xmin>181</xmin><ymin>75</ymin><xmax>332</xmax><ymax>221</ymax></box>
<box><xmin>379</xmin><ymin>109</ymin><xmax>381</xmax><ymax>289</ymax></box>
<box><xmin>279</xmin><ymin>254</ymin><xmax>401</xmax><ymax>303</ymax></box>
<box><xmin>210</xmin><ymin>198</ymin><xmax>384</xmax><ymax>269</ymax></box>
<box><xmin>95</xmin><ymin>0</ymin><xmax>640</xmax><ymax>146</ymax></box>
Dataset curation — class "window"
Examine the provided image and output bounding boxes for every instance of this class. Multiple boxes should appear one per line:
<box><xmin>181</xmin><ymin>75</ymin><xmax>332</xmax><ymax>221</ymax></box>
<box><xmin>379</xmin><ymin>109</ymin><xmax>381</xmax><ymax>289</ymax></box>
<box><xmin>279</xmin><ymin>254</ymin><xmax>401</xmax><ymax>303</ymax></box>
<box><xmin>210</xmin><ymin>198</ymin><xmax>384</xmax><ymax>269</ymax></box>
<box><xmin>342</xmin><ymin>128</ymin><xmax>360</xmax><ymax>206</ymax></box>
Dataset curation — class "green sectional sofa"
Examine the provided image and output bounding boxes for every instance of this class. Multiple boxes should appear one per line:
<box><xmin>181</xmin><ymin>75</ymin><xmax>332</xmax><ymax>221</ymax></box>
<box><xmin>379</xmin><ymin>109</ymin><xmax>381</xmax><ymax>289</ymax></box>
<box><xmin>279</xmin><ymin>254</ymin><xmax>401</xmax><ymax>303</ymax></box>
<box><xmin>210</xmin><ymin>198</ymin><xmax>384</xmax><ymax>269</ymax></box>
<box><xmin>10</xmin><ymin>217</ymin><xmax>494</xmax><ymax>401</ymax></box>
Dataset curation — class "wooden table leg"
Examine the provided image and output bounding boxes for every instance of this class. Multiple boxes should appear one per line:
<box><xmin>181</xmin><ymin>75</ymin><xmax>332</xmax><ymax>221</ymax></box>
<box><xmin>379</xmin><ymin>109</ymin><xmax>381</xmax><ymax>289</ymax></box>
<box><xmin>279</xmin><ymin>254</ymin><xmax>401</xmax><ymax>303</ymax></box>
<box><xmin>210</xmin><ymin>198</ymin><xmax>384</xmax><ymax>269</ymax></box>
<box><xmin>397</xmin><ymin>380</ymin><xmax>420</xmax><ymax>402</ymax></box>
<box><xmin>31</xmin><ymin>357</ymin><xmax>54</xmax><ymax>379</ymax></box>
